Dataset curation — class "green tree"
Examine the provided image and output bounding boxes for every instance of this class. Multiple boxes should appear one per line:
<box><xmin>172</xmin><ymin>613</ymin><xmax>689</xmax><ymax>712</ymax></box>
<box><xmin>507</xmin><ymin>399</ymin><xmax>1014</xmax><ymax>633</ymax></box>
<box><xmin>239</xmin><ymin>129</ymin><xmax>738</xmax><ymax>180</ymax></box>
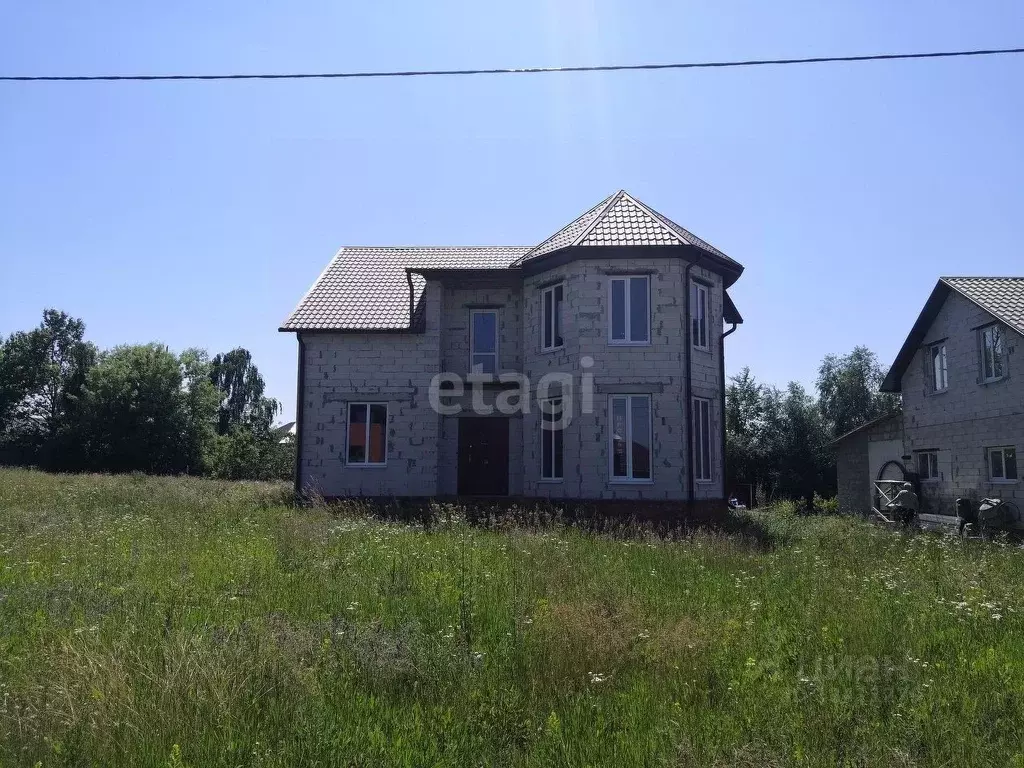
<box><xmin>0</xmin><ymin>310</ymin><xmax>97</xmax><ymax>466</ymax></box>
<box><xmin>80</xmin><ymin>344</ymin><xmax>216</xmax><ymax>474</ymax></box>
<box><xmin>209</xmin><ymin>348</ymin><xmax>280</xmax><ymax>436</ymax></box>
<box><xmin>817</xmin><ymin>346</ymin><xmax>900</xmax><ymax>438</ymax></box>
<box><xmin>724</xmin><ymin>367</ymin><xmax>768</xmax><ymax>505</ymax></box>
<box><xmin>771</xmin><ymin>382</ymin><xmax>833</xmax><ymax>507</ymax></box>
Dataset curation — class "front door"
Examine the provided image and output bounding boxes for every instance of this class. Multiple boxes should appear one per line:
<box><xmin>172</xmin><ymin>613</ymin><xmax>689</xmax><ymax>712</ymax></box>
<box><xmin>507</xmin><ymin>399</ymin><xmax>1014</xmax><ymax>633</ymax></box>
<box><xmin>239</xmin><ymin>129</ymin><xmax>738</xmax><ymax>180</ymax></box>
<box><xmin>458</xmin><ymin>417</ymin><xmax>509</xmax><ymax>496</ymax></box>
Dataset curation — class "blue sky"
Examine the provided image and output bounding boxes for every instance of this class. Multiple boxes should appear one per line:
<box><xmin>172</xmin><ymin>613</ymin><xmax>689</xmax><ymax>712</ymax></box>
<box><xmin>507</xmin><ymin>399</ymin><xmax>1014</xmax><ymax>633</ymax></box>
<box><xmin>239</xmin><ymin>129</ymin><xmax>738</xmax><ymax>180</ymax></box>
<box><xmin>2</xmin><ymin>1</ymin><xmax>1023</xmax><ymax>421</ymax></box>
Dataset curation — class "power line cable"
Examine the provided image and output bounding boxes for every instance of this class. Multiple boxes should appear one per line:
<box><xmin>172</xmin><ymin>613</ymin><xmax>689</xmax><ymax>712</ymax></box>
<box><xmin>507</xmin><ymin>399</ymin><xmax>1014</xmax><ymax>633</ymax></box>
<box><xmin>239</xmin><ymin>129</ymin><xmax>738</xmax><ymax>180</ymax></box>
<box><xmin>2</xmin><ymin>46</ymin><xmax>1023</xmax><ymax>82</ymax></box>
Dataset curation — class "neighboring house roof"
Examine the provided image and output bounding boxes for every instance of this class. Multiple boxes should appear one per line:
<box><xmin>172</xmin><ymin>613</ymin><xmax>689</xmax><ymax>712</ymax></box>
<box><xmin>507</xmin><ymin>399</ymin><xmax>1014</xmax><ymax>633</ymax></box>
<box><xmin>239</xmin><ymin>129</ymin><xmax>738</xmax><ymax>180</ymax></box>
<box><xmin>273</xmin><ymin>421</ymin><xmax>297</xmax><ymax>443</ymax></box>
<box><xmin>280</xmin><ymin>191</ymin><xmax>743</xmax><ymax>332</ymax></box>
<box><xmin>880</xmin><ymin>276</ymin><xmax>1024</xmax><ymax>392</ymax></box>
<box><xmin>829</xmin><ymin>411</ymin><xmax>902</xmax><ymax>446</ymax></box>
<box><xmin>280</xmin><ymin>246</ymin><xmax>529</xmax><ymax>331</ymax></box>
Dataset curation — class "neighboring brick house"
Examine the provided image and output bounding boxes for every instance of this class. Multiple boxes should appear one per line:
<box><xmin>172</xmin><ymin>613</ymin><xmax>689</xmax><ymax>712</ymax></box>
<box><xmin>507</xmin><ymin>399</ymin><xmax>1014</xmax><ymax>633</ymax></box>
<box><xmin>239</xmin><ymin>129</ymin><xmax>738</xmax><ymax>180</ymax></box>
<box><xmin>280</xmin><ymin>191</ymin><xmax>745</xmax><ymax>509</ymax></box>
<box><xmin>835</xmin><ymin>277</ymin><xmax>1024</xmax><ymax>518</ymax></box>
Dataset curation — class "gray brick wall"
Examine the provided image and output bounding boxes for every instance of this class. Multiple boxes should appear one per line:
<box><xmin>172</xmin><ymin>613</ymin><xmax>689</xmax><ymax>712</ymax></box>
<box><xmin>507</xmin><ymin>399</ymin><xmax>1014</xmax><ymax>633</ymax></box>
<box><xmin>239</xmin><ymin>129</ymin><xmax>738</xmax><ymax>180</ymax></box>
<box><xmin>297</xmin><ymin>280</ymin><xmax>443</xmax><ymax>497</ymax></box>
<box><xmin>298</xmin><ymin>257</ymin><xmax>729</xmax><ymax>501</ymax></box>
<box><xmin>901</xmin><ymin>291</ymin><xmax>1024</xmax><ymax>513</ymax></box>
<box><xmin>520</xmin><ymin>257</ymin><xmax>724</xmax><ymax>500</ymax></box>
<box><xmin>441</xmin><ymin>281</ymin><xmax>522</xmax><ymax>376</ymax></box>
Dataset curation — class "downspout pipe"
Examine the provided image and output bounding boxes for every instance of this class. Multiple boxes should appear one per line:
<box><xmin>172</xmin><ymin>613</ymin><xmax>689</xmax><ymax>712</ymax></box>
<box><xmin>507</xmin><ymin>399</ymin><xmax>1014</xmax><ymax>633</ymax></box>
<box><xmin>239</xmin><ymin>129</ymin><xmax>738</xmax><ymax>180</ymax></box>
<box><xmin>293</xmin><ymin>332</ymin><xmax>307</xmax><ymax>502</ymax></box>
<box><xmin>720</xmin><ymin>321</ymin><xmax>739</xmax><ymax>501</ymax></box>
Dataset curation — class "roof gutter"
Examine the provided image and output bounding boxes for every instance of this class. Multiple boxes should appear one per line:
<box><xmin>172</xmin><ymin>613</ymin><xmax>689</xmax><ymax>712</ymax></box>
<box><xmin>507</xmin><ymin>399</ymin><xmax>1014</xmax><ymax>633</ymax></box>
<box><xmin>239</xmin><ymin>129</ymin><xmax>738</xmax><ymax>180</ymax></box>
<box><xmin>293</xmin><ymin>333</ymin><xmax>307</xmax><ymax>502</ymax></box>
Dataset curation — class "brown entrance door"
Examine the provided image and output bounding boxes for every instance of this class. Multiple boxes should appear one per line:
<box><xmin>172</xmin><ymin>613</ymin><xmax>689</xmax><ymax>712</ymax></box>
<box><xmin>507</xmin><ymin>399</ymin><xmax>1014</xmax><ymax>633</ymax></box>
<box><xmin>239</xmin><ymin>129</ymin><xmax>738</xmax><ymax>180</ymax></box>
<box><xmin>458</xmin><ymin>417</ymin><xmax>510</xmax><ymax>496</ymax></box>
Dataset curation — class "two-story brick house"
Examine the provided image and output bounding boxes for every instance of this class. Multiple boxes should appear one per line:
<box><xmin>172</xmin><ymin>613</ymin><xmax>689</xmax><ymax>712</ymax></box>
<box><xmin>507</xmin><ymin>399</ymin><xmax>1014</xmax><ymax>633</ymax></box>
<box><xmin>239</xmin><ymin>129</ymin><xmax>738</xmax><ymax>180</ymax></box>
<box><xmin>835</xmin><ymin>277</ymin><xmax>1023</xmax><ymax>518</ymax></box>
<box><xmin>281</xmin><ymin>191</ymin><xmax>745</xmax><ymax>510</ymax></box>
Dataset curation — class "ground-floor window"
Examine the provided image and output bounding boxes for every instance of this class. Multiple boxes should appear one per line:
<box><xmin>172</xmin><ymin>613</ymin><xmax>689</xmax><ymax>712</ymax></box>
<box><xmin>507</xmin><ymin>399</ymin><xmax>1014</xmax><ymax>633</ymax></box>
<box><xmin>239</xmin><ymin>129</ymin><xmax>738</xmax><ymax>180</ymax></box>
<box><xmin>916</xmin><ymin>450</ymin><xmax>939</xmax><ymax>481</ymax></box>
<box><xmin>692</xmin><ymin>397</ymin><xmax>713</xmax><ymax>482</ymax></box>
<box><xmin>540</xmin><ymin>397</ymin><xmax>564</xmax><ymax>480</ymax></box>
<box><xmin>610</xmin><ymin>394</ymin><xmax>652</xmax><ymax>481</ymax></box>
<box><xmin>988</xmin><ymin>446</ymin><xmax>1018</xmax><ymax>481</ymax></box>
<box><xmin>347</xmin><ymin>403</ymin><xmax>388</xmax><ymax>465</ymax></box>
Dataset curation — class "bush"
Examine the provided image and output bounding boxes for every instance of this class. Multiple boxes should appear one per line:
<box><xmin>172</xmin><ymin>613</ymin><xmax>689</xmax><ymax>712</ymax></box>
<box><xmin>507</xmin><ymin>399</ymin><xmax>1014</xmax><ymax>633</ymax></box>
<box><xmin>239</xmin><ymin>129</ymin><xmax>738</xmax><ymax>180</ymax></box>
<box><xmin>813</xmin><ymin>492</ymin><xmax>840</xmax><ymax>515</ymax></box>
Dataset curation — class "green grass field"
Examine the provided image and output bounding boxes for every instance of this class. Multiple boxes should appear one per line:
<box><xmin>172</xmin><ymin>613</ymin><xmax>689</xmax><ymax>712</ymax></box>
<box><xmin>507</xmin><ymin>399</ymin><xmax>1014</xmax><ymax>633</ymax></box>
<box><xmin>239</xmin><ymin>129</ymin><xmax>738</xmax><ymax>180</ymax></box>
<box><xmin>1</xmin><ymin>469</ymin><xmax>1023</xmax><ymax>767</ymax></box>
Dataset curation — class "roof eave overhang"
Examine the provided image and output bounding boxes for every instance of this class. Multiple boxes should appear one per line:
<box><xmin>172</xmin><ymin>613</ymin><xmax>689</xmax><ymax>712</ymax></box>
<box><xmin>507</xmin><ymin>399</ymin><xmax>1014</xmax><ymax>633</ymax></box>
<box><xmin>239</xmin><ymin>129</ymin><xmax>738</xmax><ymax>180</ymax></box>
<box><xmin>519</xmin><ymin>244</ymin><xmax>744</xmax><ymax>286</ymax></box>
<box><xmin>278</xmin><ymin>326</ymin><xmax>415</xmax><ymax>334</ymax></box>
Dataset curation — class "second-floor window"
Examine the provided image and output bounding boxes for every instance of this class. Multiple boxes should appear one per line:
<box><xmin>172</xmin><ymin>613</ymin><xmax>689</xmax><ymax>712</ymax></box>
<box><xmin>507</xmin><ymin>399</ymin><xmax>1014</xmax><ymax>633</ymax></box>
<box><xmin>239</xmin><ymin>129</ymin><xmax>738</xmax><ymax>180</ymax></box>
<box><xmin>929</xmin><ymin>343</ymin><xmax>948</xmax><ymax>392</ymax></box>
<box><xmin>470</xmin><ymin>309</ymin><xmax>498</xmax><ymax>373</ymax></box>
<box><xmin>980</xmin><ymin>325</ymin><xmax>1005</xmax><ymax>383</ymax></box>
<box><xmin>609</xmin><ymin>276</ymin><xmax>650</xmax><ymax>345</ymax></box>
<box><xmin>691</xmin><ymin>281</ymin><xmax>709</xmax><ymax>350</ymax></box>
<box><xmin>541</xmin><ymin>284</ymin><xmax>564</xmax><ymax>351</ymax></box>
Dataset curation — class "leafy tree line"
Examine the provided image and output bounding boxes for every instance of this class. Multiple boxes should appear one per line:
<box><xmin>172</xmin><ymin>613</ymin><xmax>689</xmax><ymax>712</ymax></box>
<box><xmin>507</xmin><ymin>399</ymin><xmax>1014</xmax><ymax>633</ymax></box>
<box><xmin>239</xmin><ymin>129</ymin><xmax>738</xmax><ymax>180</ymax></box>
<box><xmin>0</xmin><ymin>309</ymin><xmax>292</xmax><ymax>480</ymax></box>
<box><xmin>726</xmin><ymin>346</ymin><xmax>900</xmax><ymax>508</ymax></box>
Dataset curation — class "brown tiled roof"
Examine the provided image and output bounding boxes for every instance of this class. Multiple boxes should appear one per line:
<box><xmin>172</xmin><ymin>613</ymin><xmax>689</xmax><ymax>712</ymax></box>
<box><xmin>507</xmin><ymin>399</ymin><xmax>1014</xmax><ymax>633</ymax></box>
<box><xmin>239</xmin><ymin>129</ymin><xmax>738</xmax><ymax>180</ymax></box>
<box><xmin>279</xmin><ymin>247</ymin><xmax>528</xmax><ymax>331</ymax></box>
<box><xmin>281</xmin><ymin>191</ymin><xmax>743</xmax><ymax>332</ymax></box>
<box><xmin>515</xmin><ymin>190</ymin><xmax>740</xmax><ymax>268</ymax></box>
<box><xmin>519</xmin><ymin>193</ymin><xmax>616</xmax><ymax>260</ymax></box>
<box><xmin>942</xmin><ymin>277</ymin><xmax>1024</xmax><ymax>336</ymax></box>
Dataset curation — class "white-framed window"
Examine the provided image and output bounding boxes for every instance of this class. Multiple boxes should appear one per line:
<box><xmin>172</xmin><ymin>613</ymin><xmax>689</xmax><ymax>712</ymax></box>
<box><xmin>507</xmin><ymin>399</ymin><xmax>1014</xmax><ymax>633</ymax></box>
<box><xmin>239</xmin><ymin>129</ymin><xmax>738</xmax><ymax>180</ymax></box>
<box><xmin>540</xmin><ymin>397</ymin><xmax>564</xmax><ymax>480</ymax></box>
<box><xmin>988</xmin><ymin>446</ymin><xmax>1018</xmax><ymax>482</ymax></box>
<box><xmin>609</xmin><ymin>394</ymin><xmax>652</xmax><ymax>481</ymax></box>
<box><xmin>541</xmin><ymin>284</ymin><xmax>564</xmax><ymax>351</ymax></box>
<box><xmin>916</xmin><ymin>450</ymin><xmax>939</xmax><ymax>481</ymax></box>
<box><xmin>470</xmin><ymin>309</ymin><xmax>498</xmax><ymax>373</ymax></box>
<box><xmin>980</xmin><ymin>325</ymin><xmax>1005</xmax><ymax>383</ymax></box>
<box><xmin>929</xmin><ymin>343</ymin><xmax>948</xmax><ymax>392</ymax></box>
<box><xmin>609</xmin><ymin>275</ymin><xmax>650</xmax><ymax>345</ymax></box>
<box><xmin>691</xmin><ymin>281</ymin><xmax>709</xmax><ymax>350</ymax></box>
<box><xmin>692</xmin><ymin>396</ymin><xmax>713</xmax><ymax>482</ymax></box>
<box><xmin>347</xmin><ymin>402</ymin><xmax>388</xmax><ymax>465</ymax></box>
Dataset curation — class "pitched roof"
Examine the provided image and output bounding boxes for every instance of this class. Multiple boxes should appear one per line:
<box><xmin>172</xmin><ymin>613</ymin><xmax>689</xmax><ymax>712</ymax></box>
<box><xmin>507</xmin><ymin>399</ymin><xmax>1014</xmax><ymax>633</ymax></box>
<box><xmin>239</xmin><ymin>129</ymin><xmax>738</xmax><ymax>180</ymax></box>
<box><xmin>281</xmin><ymin>191</ymin><xmax>743</xmax><ymax>332</ymax></box>
<box><xmin>829</xmin><ymin>411</ymin><xmax>902</xmax><ymax>445</ymax></box>
<box><xmin>880</xmin><ymin>276</ymin><xmax>1024</xmax><ymax>392</ymax></box>
<box><xmin>943</xmin><ymin>277</ymin><xmax>1024</xmax><ymax>335</ymax></box>
<box><xmin>279</xmin><ymin>246</ymin><xmax>528</xmax><ymax>331</ymax></box>
<box><xmin>514</xmin><ymin>190</ymin><xmax>740</xmax><ymax>269</ymax></box>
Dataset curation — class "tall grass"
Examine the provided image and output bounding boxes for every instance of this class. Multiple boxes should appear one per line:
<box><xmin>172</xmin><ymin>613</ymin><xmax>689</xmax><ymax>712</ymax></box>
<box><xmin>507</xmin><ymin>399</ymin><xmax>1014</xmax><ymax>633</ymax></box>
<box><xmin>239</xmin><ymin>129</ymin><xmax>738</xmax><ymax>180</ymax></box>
<box><xmin>1</xmin><ymin>469</ymin><xmax>1023</xmax><ymax>766</ymax></box>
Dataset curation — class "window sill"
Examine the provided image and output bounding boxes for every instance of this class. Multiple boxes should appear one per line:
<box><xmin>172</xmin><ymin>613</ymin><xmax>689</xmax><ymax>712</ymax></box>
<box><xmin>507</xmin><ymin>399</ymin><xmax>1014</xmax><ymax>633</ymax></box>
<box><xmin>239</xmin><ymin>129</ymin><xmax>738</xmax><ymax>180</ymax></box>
<box><xmin>692</xmin><ymin>344</ymin><xmax>712</xmax><ymax>354</ymax></box>
<box><xmin>346</xmin><ymin>463</ymin><xmax>389</xmax><ymax>469</ymax></box>
<box><xmin>988</xmin><ymin>479</ymin><xmax>1019</xmax><ymax>485</ymax></box>
<box><xmin>926</xmin><ymin>388</ymin><xmax>948</xmax><ymax>397</ymax></box>
<box><xmin>537</xmin><ymin>478</ymin><xmax>564</xmax><ymax>484</ymax></box>
<box><xmin>695</xmin><ymin>478</ymin><xmax>715</xmax><ymax>484</ymax></box>
<box><xmin>608</xmin><ymin>341</ymin><xmax>652</xmax><ymax>347</ymax></box>
<box><xmin>540</xmin><ymin>345</ymin><xmax>565</xmax><ymax>355</ymax></box>
<box><xmin>608</xmin><ymin>478</ymin><xmax>654</xmax><ymax>485</ymax></box>
<box><xmin>981</xmin><ymin>377</ymin><xmax>1006</xmax><ymax>386</ymax></box>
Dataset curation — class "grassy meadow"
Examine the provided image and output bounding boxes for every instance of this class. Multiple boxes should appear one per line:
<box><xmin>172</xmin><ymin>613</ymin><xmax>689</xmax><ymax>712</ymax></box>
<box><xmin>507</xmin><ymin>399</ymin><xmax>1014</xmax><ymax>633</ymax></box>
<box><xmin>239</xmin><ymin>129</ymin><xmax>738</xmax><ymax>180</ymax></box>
<box><xmin>1</xmin><ymin>469</ymin><xmax>1023</xmax><ymax>767</ymax></box>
